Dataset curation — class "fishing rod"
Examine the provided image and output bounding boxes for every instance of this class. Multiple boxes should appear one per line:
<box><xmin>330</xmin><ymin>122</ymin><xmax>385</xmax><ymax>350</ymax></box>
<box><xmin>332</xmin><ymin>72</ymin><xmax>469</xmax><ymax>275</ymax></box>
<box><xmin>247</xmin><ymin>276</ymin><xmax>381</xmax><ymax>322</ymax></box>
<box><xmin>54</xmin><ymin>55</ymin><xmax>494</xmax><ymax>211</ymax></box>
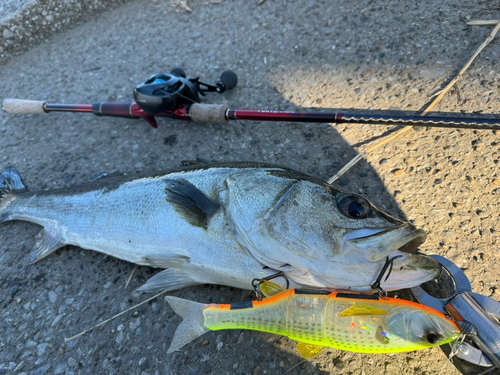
<box><xmin>3</xmin><ymin>67</ymin><xmax>500</xmax><ymax>131</ymax></box>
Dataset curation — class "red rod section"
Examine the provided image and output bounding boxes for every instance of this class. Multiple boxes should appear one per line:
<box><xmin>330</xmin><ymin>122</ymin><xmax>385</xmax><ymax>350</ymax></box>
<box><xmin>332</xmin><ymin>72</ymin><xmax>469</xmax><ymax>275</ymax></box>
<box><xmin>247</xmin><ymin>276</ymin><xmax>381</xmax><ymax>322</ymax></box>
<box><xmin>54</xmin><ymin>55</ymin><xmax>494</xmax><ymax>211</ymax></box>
<box><xmin>45</xmin><ymin>104</ymin><xmax>93</xmax><ymax>112</ymax></box>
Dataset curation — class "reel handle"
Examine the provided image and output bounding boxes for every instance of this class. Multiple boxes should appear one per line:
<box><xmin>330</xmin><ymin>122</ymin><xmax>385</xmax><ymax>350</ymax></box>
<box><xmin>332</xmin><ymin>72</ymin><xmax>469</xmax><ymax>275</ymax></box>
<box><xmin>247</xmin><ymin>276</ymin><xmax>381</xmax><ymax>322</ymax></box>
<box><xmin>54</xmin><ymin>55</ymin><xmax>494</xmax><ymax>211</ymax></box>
<box><xmin>2</xmin><ymin>99</ymin><xmax>46</xmax><ymax>114</ymax></box>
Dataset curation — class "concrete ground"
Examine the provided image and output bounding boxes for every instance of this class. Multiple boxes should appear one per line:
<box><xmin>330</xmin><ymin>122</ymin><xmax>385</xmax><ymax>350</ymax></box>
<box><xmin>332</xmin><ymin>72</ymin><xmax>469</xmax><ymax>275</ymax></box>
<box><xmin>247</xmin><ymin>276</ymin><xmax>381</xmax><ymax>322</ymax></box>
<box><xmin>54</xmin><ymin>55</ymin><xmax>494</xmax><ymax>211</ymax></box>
<box><xmin>1</xmin><ymin>0</ymin><xmax>499</xmax><ymax>374</ymax></box>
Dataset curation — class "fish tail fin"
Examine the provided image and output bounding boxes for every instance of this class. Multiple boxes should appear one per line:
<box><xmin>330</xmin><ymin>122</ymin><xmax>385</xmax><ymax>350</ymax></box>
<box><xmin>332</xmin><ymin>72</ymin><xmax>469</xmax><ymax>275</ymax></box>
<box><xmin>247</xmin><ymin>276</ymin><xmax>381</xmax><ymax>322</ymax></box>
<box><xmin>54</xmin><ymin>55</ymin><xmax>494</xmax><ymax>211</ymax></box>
<box><xmin>165</xmin><ymin>296</ymin><xmax>209</xmax><ymax>353</ymax></box>
<box><xmin>0</xmin><ymin>167</ymin><xmax>26</xmax><ymax>222</ymax></box>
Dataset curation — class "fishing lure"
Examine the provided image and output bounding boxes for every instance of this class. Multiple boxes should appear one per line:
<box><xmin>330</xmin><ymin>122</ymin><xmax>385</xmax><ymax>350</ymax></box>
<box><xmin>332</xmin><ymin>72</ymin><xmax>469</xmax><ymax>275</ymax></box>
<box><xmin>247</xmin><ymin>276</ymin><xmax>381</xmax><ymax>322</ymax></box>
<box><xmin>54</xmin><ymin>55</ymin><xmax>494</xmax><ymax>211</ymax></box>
<box><xmin>165</xmin><ymin>282</ymin><xmax>460</xmax><ymax>358</ymax></box>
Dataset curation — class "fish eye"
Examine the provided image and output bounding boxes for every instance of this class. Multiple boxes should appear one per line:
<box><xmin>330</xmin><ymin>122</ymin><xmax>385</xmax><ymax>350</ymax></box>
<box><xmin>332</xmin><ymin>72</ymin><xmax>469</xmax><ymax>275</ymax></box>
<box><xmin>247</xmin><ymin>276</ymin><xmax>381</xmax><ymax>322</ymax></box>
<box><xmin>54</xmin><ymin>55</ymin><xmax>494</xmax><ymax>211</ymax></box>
<box><xmin>426</xmin><ymin>333</ymin><xmax>439</xmax><ymax>344</ymax></box>
<box><xmin>337</xmin><ymin>195</ymin><xmax>371</xmax><ymax>219</ymax></box>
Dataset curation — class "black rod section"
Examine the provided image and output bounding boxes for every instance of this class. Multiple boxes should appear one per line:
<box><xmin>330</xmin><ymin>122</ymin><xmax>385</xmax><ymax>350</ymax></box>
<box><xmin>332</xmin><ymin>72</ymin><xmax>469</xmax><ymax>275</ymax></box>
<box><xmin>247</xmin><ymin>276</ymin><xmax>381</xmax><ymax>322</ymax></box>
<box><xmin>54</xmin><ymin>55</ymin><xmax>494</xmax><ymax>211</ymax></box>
<box><xmin>227</xmin><ymin>109</ymin><xmax>500</xmax><ymax>130</ymax></box>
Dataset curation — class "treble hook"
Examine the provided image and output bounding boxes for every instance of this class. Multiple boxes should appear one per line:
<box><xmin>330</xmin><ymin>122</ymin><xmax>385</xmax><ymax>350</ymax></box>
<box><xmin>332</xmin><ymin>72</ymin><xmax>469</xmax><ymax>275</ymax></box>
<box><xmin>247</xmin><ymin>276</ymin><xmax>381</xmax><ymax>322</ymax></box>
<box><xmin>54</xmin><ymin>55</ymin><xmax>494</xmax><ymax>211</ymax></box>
<box><xmin>251</xmin><ymin>271</ymin><xmax>290</xmax><ymax>300</ymax></box>
<box><xmin>371</xmin><ymin>255</ymin><xmax>403</xmax><ymax>298</ymax></box>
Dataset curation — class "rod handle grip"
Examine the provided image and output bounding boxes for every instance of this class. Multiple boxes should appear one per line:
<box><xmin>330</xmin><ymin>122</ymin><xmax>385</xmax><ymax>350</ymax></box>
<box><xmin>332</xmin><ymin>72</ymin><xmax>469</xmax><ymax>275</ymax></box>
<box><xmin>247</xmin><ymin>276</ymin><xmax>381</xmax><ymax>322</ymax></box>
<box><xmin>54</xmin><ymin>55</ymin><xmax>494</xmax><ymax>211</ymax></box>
<box><xmin>2</xmin><ymin>99</ymin><xmax>46</xmax><ymax>114</ymax></box>
<box><xmin>189</xmin><ymin>103</ymin><xmax>229</xmax><ymax>124</ymax></box>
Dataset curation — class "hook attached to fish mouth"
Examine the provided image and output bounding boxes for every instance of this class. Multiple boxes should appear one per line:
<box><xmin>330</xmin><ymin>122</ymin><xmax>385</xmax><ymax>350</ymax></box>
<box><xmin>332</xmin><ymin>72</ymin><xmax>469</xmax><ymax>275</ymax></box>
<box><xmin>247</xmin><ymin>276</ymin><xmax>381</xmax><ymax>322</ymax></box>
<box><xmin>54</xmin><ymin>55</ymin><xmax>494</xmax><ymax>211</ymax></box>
<box><xmin>371</xmin><ymin>255</ymin><xmax>404</xmax><ymax>297</ymax></box>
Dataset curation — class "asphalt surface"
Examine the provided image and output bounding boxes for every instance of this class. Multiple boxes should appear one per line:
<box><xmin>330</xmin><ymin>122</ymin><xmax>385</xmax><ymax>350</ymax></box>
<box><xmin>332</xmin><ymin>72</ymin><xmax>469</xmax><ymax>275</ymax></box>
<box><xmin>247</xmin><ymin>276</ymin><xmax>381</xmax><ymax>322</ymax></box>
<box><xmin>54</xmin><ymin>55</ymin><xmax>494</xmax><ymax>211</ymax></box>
<box><xmin>1</xmin><ymin>0</ymin><xmax>500</xmax><ymax>374</ymax></box>
<box><xmin>0</xmin><ymin>0</ymin><xmax>132</xmax><ymax>64</ymax></box>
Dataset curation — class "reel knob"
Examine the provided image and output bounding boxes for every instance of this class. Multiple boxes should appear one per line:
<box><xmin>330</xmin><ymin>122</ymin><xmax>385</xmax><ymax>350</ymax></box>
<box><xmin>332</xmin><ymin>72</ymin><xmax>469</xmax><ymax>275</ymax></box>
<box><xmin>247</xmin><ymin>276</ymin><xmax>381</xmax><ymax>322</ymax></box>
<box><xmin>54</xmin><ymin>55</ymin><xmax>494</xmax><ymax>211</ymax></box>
<box><xmin>218</xmin><ymin>70</ymin><xmax>238</xmax><ymax>91</ymax></box>
<box><xmin>170</xmin><ymin>67</ymin><xmax>187</xmax><ymax>78</ymax></box>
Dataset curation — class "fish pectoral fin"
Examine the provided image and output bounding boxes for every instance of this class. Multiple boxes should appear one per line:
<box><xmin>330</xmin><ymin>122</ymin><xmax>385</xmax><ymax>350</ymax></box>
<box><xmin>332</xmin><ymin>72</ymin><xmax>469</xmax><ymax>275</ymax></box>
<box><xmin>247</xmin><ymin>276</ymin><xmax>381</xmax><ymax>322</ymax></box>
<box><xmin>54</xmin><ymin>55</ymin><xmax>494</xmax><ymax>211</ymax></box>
<box><xmin>164</xmin><ymin>179</ymin><xmax>220</xmax><ymax>229</ymax></box>
<box><xmin>136</xmin><ymin>269</ymin><xmax>199</xmax><ymax>293</ymax></box>
<box><xmin>30</xmin><ymin>228</ymin><xmax>65</xmax><ymax>262</ymax></box>
<box><xmin>259</xmin><ymin>280</ymin><xmax>287</xmax><ymax>298</ymax></box>
<box><xmin>296</xmin><ymin>342</ymin><xmax>327</xmax><ymax>359</ymax></box>
<box><xmin>138</xmin><ymin>254</ymin><xmax>190</xmax><ymax>268</ymax></box>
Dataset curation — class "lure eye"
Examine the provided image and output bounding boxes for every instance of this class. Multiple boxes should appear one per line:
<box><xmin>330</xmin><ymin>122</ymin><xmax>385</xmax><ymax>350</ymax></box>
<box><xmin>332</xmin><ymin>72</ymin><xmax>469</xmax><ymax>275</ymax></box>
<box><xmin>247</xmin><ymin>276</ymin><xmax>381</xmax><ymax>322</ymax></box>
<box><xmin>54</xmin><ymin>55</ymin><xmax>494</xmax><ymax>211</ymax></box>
<box><xmin>426</xmin><ymin>333</ymin><xmax>438</xmax><ymax>344</ymax></box>
<box><xmin>337</xmin><ymin>195</ymin><xmax>371</xmax><ymax>219</ymax></box>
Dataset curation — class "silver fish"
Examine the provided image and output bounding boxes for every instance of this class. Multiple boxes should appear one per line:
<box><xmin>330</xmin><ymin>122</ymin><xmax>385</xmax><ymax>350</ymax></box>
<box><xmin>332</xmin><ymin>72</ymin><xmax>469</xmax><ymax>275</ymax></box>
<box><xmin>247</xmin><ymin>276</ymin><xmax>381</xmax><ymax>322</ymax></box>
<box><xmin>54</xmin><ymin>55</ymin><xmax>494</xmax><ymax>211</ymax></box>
<box><xmin>0</xmin><ymin>162</ymin><xmax>439</xmax><ymax>292</ymax></box>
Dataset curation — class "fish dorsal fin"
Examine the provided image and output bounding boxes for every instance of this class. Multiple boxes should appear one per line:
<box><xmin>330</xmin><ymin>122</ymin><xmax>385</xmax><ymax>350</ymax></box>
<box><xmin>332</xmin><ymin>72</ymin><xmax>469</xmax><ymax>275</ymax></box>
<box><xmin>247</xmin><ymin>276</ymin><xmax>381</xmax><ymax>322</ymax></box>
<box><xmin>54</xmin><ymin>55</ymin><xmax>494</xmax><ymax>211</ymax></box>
<box><xmin>296</xmin><ymin>342</ymin><xmax>327</xmax><ymax>359</ymax></box>
<box><xmin>259</xmin><ymin>280</ymin><xmax>287</xmax><ymax>298</ymax></box>
<box><xmin>338</xmin><ymin>304</ymin><xmax>387</xmax><ymax>317</ymax></box>
<box><xmin>164</xmin><ymin>179</ymin><xmax>220</xmax><ymax>229</ymax></box>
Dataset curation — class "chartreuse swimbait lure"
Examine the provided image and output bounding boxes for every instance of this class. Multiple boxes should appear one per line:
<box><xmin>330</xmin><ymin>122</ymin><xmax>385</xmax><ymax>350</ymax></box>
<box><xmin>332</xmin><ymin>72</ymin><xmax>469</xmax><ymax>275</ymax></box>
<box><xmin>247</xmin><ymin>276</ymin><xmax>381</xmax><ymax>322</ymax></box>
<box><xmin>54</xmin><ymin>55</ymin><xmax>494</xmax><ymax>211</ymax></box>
<box><xmin>165</xmin><ymin>282</ymin><xmax>459</xmax><ymax>358</ymax></box>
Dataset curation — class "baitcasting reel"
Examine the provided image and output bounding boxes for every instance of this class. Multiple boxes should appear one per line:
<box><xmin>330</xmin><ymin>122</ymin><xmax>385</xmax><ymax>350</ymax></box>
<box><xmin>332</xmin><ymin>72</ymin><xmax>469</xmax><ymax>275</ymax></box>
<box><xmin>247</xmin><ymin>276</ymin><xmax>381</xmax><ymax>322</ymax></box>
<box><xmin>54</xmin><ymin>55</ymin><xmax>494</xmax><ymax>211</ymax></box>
<box><xmin>133</xmin><ymin>68</ymin><xmax>238</xmax><ymax>115</ymax></box>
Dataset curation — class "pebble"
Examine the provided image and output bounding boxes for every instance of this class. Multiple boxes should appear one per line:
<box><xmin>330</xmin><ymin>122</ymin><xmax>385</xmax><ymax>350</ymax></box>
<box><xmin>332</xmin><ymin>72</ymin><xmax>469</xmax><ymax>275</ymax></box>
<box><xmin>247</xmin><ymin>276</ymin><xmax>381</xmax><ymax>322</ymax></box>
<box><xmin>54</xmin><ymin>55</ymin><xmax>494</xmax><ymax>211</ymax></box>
<box><xmin>332</xmin><ymin>358</ymin><xmax>346</xmax><ymax>369</ymax></box>
<box><xmin>476</xmin><ymin>210</ymin><xmax>487</xmax><ymax>217</ymax></box>
<box><xmin>202</xmin><ymin>339</ymin><xmax>209</xmax><ymax>346</ymax></box>
<box><xmin>34</xmin><ymin>365</ymin><xmax>50</xmax><ymax>375</ymax></box>
<box><xmin>16</xmin><ymin>298</ymin><xmax>22</xmax><ymax>304</ymax></box>
<box><xmin>188</xmin><ymin>364</ymin><xmax>201</xmax><ymax>374</ymax></box>
<box><xmin>392</xmin><ymin>169</ymin><xmax>405</xmax><ymax>176</ymax></box>
<box><xmin>493</xmin><ymin>179</ymin><xmax>499</xmax><ymax>185</ymax></box>
<box><xmin>216</xmin><ymin>341</ymin><xmax>223</xmax><ymax>351</ymax></box>
<box><xmin>59</xmin><ymin>348</ymin><xmax>64</xmax><ymax>355</ymax></box>
<box><xmin>3</xmin><ymin>29</ymin><xmax>14</xmax><ymax>39</ymax></box>
<box><xmin>54</xmin><ymin>364</ymin><xmax>66</xmax><ymax>374</ymax></box>
<box><xmin>48</xmin><ymin>291</ymin><xmax>57</xmax><ymax>304</ymax></box>
<box><xmin>37</xmin><ymin>343</ymin><xmax>49</xmax><ymax>356</ymax></box>
<box><xmin>139</xmin><ymin>357</ymin><xmax>147</xmax><ymax>367</ymax></box>
<box><xmin>116</xmin><ymin>331</ymin><xmax>124</xmax><ymax>344</ymax></box>
<box><xmin>339</xmin><ymin>178</ymin><xmax>349</xmax><ymax>186</ymax></box>
<box><xmin>26</xmin><ymin>340</ymin><xmax>37</xmax><ymax>348</ymax></box>
<box><xmin>233</xmin><ymin>362</ymin><xmax>239</xmax><ymax>369</ymax></box>
<box><xmin>10</xmin><ymin>285</ymin><xmax>19</xmax><ymax>296</ymax></box>
<box><xmin>51</xmin><ymin>315</ymin><xmax>63</xmax><ymax>327</ymax></box>
<box><xmin>237</xmin><ymin>332</ymin><xmax>244</xmax><ymax>344</ymax></box>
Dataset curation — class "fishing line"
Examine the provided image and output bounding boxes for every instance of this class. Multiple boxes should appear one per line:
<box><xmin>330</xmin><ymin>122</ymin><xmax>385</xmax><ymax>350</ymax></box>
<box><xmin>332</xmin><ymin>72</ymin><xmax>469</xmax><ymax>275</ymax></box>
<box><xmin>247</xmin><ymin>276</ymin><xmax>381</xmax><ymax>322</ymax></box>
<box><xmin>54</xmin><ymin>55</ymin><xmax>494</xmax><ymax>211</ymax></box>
<box><xmin>64</xmin><ymin>288</ymin><xmax>170</xmax><ymax>343</ymax></box>
<box><xmin>439</xmin><ymin>332</ymin><xmax>466</xmax><ymax>374</ymax></box>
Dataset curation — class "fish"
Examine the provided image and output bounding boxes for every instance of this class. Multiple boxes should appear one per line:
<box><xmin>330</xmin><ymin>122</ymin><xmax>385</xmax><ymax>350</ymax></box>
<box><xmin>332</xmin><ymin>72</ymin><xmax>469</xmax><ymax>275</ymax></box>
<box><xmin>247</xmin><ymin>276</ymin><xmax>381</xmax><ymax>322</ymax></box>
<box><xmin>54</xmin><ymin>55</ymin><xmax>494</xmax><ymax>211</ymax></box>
<box><xmin>164</xmin><ymin>281</ymin><xmax>460</xmax><ymax>356</ymax></box>
<box><xmin>0</xmin><ymin>162</ymin><xmax>440</xmax><ymax>293</ymax></box>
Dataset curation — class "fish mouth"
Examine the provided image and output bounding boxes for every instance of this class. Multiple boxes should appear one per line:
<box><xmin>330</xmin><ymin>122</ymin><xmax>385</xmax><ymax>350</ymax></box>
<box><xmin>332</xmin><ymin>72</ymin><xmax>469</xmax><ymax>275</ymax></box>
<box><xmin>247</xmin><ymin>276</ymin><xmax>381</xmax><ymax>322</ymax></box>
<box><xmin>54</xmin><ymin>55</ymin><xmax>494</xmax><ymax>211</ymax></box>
<box><xmin>345</xmin><ymin>224</ymin><xmax>427</xmax><ymax>262</ymax></box>
<box><xmin>397</xmin><ymin>228</ymin><xmax>427</xmax><ymax>253</ymax></box>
